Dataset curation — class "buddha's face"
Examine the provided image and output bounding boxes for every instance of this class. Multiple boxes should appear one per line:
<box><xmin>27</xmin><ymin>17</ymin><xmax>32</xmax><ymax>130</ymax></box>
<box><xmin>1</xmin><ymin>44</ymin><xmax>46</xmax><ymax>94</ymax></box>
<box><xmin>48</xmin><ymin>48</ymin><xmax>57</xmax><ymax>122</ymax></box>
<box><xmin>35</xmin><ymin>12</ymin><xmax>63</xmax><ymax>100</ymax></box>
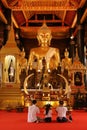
<box><xmin>64</xmin><ymin>52</ymin><xmax>69</xmax><ymax>58</ymax></box>
<box><xmin>37</xmin><ymin>32</ymin><xmax>52</xmax><ymax>46</ymax></box>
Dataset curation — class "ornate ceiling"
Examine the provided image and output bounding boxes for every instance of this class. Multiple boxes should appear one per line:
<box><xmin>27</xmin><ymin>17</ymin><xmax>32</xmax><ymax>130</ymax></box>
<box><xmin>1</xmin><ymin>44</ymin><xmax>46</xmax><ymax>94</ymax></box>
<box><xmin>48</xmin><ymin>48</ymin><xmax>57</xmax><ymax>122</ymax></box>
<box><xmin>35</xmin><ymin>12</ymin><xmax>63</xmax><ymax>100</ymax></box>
<box><xmin>0</xmin><ymin>0</ymin><xmax>87</xmax><ymax>40</ymax></box>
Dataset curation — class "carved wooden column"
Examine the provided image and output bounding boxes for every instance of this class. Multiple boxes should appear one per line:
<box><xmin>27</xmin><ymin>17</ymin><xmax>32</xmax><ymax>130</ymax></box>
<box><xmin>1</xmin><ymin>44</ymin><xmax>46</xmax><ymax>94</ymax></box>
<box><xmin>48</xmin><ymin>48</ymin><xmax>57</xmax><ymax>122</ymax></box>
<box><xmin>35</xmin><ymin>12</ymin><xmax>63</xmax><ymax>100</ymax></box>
<box><xmin>69</xmin><ymin>28</ymin><xmax>76</xmax><ymax>63</ymax></box>
<box><xmin>76</xmin><ymin>8</ymin><xmax>85</xmax><ymax>64</ymax></box>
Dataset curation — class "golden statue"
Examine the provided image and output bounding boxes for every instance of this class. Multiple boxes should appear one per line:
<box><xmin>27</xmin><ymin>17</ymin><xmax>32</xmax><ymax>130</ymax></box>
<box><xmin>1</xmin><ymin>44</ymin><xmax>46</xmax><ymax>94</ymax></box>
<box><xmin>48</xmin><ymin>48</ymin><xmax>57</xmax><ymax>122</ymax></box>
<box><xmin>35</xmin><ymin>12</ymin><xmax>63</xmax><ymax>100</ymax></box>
<box><xmin>61</xmin><ymin>48</ymin><xmax>72</xmax><ymax>79</ymax></box>
<box><xmin>19</xmin><ymin>48</ymin><xmax>27</xmax><ymax>73</ymax></box>
<box><xmin>62</xmin><ymin>48</ymin><xmax>72</xmax><ymax>70</ymax></box>
<box><xmin>28</xmin><ymin>23</ymin><xmax>60</xmax><ymax>71</ymax></box>
<box><xmin>8</xmin><ymin>59</ymin><xmax>15</xmax><ymax>82</ymax></box>
<box><xmin>19</xmin><ymin>48</ymin><xmax>27</xmax><ymax>88</ymax></box>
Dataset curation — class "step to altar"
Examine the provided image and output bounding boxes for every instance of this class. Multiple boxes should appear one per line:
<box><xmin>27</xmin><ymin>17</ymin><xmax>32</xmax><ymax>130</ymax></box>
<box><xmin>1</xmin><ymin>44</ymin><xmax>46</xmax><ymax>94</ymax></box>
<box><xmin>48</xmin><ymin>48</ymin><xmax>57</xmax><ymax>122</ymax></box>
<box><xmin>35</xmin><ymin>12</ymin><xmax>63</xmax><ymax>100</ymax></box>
<box><xmin>0</xmin><ymin>83</ymin><xmax>24</xmax><ymax>110</ymax></box>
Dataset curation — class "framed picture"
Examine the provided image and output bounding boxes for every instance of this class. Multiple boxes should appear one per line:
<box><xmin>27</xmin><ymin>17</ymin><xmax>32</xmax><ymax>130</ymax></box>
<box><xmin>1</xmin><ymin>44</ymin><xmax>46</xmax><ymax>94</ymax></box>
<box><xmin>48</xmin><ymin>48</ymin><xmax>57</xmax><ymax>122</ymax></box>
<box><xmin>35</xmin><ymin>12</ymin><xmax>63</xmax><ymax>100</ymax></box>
<box><xmin>74</xmin><ymin>72</ymin><xmax>82</xmax><ymax>86</ymax></box>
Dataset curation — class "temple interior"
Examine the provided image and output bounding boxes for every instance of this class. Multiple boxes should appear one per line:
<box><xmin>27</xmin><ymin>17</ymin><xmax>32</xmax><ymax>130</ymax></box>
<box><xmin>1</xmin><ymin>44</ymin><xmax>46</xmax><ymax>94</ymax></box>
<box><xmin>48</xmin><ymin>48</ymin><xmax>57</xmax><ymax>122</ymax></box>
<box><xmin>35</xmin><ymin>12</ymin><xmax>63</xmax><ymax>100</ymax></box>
<box><xmin>0</xmin><ymin>0</ymin><xmax>87</xmax><ymax>110</ymax></box>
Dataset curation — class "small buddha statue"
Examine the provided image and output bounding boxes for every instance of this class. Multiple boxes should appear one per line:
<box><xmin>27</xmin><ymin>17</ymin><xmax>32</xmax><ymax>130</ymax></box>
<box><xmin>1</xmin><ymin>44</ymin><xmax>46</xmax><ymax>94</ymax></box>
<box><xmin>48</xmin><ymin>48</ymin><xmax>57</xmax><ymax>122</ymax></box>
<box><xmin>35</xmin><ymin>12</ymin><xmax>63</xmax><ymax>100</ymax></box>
<box><xmin>62</xmin><ymin>48</ymin><xmax>72</xmax><ymax>79</ymax></box>
<box><xmin>62</xmin><ymin>48</ymin><xmax>72</xmax><ymax>70</ymax></box>
<box><xmin>8</xmin><ymin>59</ymin><xmax>15</xmax><ymax>82</ymax></box>
<box><xmin>19</xmin><ymin>48</ymin><xmax>27</xmax><ymax>72</ymax></box>
<box><xmin>28</xmin><ymin>22</ymin><xmax>60</xmax><ymax>71</ymax></box>
<box><xmin>19</xmin><ymin>48</ymin><xmax>27</xmax><ymax>88</ymax></box>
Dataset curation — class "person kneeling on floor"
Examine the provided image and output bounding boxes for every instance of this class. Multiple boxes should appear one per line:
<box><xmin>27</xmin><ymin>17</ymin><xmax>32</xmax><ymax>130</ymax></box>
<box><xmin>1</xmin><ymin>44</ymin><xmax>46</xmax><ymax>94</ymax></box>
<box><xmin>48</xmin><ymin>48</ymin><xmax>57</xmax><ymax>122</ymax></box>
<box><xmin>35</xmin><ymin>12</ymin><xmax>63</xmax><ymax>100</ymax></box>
<box><xmin>56</xmin><ymin>100</ymin><xmax>72</xmax><ymax>123</ymax></box>
<box><xmin>44</xmin><ymin>104</ymin><xmax>52</xmax><ymax>122</ymax></box>
<box><xmin>27</xmin><ymin>100</ymin><xmax>40</xmax><ymax>123</ymax></box>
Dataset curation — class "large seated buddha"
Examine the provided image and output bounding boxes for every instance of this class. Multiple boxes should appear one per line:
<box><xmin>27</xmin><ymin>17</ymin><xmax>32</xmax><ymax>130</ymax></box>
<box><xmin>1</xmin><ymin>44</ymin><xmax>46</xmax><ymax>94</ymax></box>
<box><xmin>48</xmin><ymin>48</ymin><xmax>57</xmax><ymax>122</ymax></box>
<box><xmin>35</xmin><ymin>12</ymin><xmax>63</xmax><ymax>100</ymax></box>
<box><xmin>28</xmin><ymin>23</ymin><xmax>60</xmax><ymax>71</ymax></box>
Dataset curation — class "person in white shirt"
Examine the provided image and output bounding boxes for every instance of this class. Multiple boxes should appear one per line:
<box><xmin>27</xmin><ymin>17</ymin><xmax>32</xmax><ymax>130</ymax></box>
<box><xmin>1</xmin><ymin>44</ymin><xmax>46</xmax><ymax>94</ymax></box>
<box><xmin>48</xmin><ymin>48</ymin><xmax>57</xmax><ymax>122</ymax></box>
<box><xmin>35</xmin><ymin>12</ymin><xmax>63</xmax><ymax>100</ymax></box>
<box><xmin>27</xmin><ymin>100</ymin><xmax>40</xmax><ymax>123</ymax></box>
<box><xmin>44</xmin><ymin>104</ymin><xmax>52</xmax><ymax>122</ymax></box>
<box><xmin>56</xmin><ymin>100</ymin><xmax>72</xmax><ymax>123</ymax></box>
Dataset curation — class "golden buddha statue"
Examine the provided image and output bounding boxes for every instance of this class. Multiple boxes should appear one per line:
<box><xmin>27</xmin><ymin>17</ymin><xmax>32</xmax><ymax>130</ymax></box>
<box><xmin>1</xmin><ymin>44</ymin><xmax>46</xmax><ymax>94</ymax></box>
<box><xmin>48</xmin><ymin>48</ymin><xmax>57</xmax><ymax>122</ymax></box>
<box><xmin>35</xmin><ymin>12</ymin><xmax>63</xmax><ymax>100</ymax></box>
<box><xmin>62</xmin><ymin>48</ymin><xmax>72</xmax><ymax>70</ymax></box>
<box><xmin>61</xmin><ymin>48</ymin><xmax>72</xmax><ymax>79</ymax></box>
<box><xmin>8</xmin><ymin>59</ymin><xmax>15</xmax><ymax>82</ymax></box>
<box><xmin>19</xmin><ymin>48</ymin><xmax>27</xmax><ymax>88</ymax></box>
<box><xmin>28</xmin><ymin>23</ymin><xmax>60</xmax><ymax>71</ymax></box>
<box><xmin>19</xmin><ymin>48</ymin><xmax>27</xmax><ymax>74</ymax></box>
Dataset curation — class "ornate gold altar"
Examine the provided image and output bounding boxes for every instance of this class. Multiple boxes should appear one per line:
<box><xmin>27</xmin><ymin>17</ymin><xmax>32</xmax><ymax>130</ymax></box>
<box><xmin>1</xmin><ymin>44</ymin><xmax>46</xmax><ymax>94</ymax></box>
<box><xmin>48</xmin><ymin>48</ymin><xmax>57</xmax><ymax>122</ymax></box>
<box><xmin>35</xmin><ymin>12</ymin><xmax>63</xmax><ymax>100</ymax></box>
<box><xmin>0</xmin><ymin>20</ymin><xmax>86</xmax><ymax>109</ymax></box>
<box><xmin>0</xmin><ymin>23</ymin><xmax>27</xmax><ymax>109</ymax></box>
<box><xmin>24</xmin><ymin>23</ymin><xmax>70</xmax><ymax>108</ymax></box>
<box><xmin>69</xmin><ymin>48</ymin><xmax>86</xmax><ymax>93</ymax></box>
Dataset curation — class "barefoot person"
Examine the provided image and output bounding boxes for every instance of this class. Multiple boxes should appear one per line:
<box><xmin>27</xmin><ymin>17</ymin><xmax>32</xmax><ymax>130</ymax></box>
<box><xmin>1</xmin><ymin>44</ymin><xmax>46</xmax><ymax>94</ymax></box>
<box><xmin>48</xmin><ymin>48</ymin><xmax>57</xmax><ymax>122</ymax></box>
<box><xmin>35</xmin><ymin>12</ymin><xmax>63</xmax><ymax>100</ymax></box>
<box><xmin>27</xmin><ymin>100</ymin><xmax>40</xmax><ymax>123</ymax></box>
<box><xmin>44</xmin><ymin>104</ymin><xmax>52</xmax><ymax>122</ymax></box>
<box><xmin>56</xmin><ymin>100</ymin><xmax>72</xmax><ymax>123</ymax></box>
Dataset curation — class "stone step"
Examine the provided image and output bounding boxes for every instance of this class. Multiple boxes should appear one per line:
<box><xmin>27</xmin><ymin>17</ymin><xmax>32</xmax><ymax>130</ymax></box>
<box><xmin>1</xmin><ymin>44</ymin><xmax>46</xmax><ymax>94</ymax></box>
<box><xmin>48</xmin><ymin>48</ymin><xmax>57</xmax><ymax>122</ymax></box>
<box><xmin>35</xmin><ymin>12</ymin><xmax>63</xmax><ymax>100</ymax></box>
<box><xmin>0</xmin><ymin>83</ymin><xmax>24</xmax><ymax>110</ymax></box>
<box><xmin>0</xmin><ymin>87</ymin><xmax>22</xmax><ymax>93</ymax></box>
<box><xmin>0</xmin><ymin>90</ymin><xmax>22</xmax><ymax>94</ymax></box>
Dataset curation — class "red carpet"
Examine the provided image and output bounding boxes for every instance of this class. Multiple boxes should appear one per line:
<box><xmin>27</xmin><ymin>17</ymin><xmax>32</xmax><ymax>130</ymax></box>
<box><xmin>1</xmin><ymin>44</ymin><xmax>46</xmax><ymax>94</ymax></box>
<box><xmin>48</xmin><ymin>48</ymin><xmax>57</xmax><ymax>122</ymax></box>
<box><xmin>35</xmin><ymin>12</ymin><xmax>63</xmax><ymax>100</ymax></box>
<box><xmin>0</xmin><ymin>109</ymin><xmax>87</xmax><ymax>130</ymax></box>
